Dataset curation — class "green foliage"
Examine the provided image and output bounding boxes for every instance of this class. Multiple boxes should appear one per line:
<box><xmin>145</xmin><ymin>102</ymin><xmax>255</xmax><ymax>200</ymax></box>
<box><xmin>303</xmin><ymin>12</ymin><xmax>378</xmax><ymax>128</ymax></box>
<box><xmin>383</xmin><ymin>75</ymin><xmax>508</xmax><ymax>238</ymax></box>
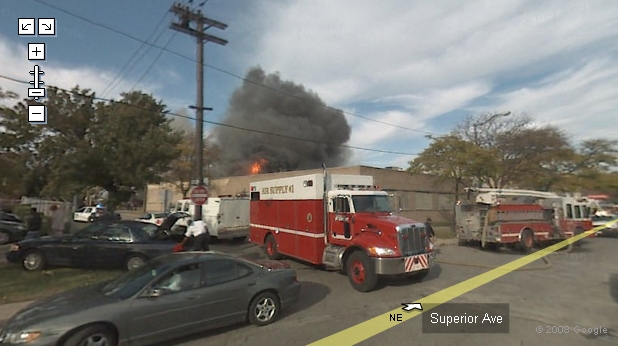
<box><xmin>11</xmin><ymin>205</ymin><xmax>33</xmax><ymax>220</ymax></box>
<box><xmin>163</xmin><ymin>131</ymin><xmax>219</xmax><ymax>198</ymax></box>
<box><xmin>409</xmin><ymin>113</ymin><xmax>618</xmax><ymax>194</ymax></box>
<box><xmin>0</xmin><ymin>86</ymin><xmax>183</xmax><ymax>208</ymax></box>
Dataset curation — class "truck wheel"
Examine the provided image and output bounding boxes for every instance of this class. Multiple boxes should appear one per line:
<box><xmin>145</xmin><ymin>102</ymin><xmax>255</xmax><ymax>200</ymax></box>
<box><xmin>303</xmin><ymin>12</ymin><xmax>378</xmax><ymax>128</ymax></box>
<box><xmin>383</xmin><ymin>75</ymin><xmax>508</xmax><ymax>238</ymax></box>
<box><xmin>264</xmin><ymin>235</ymin><xmax>282</xmax><ymax>260</ymax></box>
<box><xmin>519</xmin><ymin>229</ymin><xmax>534</xmax><ymax>253</ymax></box>
<box><xmin>346</xmin><ymin>251</ymin><xmax>378</xmax><ymax>292</ymax></box>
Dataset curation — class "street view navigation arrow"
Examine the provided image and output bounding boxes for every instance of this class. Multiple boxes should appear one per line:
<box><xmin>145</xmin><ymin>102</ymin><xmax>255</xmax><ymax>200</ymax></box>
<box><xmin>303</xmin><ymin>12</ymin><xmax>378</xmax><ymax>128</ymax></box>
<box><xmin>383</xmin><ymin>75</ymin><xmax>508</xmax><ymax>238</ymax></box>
<box><xmin>401</xmin><ymin>303</ymin><xmax>423</xmax><ymax>311</ymax></box>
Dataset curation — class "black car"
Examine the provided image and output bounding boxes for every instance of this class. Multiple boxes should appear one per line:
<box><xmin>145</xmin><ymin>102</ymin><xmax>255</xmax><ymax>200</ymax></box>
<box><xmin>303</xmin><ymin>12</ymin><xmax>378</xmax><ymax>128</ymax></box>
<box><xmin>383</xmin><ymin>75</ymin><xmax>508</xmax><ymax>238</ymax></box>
<box><xmin>0</xmin><ymin>212</ymin><xmax>27</xmax><ymax>245</ymax></box>
<box><xmin>6</xmin><ymin>220</ymin><xmax>178</xmax><ymax>271</ymax></box>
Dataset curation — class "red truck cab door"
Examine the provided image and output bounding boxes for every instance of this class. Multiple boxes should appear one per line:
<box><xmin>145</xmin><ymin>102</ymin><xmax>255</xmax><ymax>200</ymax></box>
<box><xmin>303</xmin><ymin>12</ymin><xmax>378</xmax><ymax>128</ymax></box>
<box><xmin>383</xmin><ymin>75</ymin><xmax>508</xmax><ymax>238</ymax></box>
<box><xmin>330</xmin><ymin>195</ymin><xmax>353</xmax><ymax>240</ymax></box>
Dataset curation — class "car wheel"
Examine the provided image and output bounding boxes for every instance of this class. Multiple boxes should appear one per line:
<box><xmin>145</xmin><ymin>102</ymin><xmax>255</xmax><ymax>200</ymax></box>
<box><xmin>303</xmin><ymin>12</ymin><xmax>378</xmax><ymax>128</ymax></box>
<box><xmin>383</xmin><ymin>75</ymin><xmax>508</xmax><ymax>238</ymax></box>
<box><xmin>64</xmin><ymin>324</ymin><xmax>117</xmax><ymax>346</ymax></box>
<box><xmin>125</xmin><ymin>254</ymin><xmax>147</xmax><ymax>271</ymax></box>
<box><xmin>248</xmin><ymin>291</ymin><xmax>281</xmax><ymax>326</ymax></box>
<box><xmin>0</xmin><ymin>231</ymin><xmax>11</xmax><ymax>245</ymax></box>
<box><xmin>22</xmin><ymin>250</ymin><xmax>46</xmax><ymax>271</ymax></box>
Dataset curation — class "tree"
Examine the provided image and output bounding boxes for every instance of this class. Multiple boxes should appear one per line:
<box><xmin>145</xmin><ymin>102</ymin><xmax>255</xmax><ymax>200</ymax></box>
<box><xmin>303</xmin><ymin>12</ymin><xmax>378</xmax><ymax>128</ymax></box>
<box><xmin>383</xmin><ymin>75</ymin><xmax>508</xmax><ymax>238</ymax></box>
<box><xmin>163</xmin><ymin>130</ymin><xmax>219</xmax><ymax>198</ymax></box>
<box><xmin>85</xmin><ymin>91</ymin><xmax>183</xmax><ymax>208</ymax></box>
<box><xmin>0</xmin><ymin>86</ymin><xmax>183</xmax><ymax>208</ymax></box>
<box><xmin>408</xmin><ymin>134</ymin><xmax>496</xmax><ymax>229</ymax></box>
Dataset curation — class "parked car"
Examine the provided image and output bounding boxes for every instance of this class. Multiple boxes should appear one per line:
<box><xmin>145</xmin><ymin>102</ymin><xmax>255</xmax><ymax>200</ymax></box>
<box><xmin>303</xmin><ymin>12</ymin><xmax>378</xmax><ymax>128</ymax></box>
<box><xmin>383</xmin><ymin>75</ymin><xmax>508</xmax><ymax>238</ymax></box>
<box><xmin>6</xmin><ymin>220</ymin><xmax>178</xmax><ymax>271</ymax></box>
<box><xmin>592</xmin><ymin>215</ymin><xmax>618</xmax><ymax>237</ymax></box>
<box><xmin>157</xmin><ymin>211</ymin><xmax>192</xmax><ymax>240</ymax></box>
<box><xmin>73</xmin><ymin>206</ymin><xmax>100</xmax><ymax>222</ymax></box>
<box><xmin>0</xmin><ymin>212</ymin><xmax>27</xmax><ymax>245</ymax></box>
<box><xmin>0</xmin><ymin>252</ymin><xmax>300</xmax><ymax>346</ymax></box>
<box><xmin>135</xmin><ymin>212</ymin><xmax>169</xmax><ymax>226</ymax></box>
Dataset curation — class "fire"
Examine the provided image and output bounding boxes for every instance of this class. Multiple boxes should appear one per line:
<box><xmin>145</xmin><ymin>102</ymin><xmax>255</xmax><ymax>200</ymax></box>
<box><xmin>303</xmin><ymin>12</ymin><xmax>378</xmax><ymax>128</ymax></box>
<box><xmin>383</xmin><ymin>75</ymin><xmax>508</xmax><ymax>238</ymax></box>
<box><xmin>250</xmin><ymin>159</ymin><xmax>268</xmax><ymax>175</ymax></box>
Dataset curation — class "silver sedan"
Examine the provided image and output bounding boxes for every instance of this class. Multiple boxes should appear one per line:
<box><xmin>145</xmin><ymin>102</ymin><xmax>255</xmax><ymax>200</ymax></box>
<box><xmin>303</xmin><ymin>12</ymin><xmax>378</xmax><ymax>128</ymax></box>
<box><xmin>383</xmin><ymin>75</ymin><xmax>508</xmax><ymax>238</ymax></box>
<box><xmin>0</xmin><ymin>252</ymin><xmax>301</xmax><ymax>346</ymax></box>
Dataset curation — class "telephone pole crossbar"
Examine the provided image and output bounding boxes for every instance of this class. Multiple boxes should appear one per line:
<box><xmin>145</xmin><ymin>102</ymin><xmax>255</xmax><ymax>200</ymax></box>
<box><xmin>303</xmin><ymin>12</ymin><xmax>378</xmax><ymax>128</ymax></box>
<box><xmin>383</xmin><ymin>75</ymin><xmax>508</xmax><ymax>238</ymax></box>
<box><xmin>169</xmin><ymin>2</ymin><xmax>227</xmax><ymax>221</ymax></box>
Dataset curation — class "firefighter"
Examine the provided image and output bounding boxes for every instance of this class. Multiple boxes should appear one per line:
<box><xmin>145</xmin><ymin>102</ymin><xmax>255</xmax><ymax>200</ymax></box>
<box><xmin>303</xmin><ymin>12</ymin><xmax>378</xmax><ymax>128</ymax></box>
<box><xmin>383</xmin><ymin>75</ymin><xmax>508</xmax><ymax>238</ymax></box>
<box><xmin>179</xmin><ymin>217</ymin><xmax>210</xmax><ymax>251</ymax></box>
<box><xmin>424</xmin><ymin>217</ymin><xmax>436</xmax><ymax>241</ymax></box>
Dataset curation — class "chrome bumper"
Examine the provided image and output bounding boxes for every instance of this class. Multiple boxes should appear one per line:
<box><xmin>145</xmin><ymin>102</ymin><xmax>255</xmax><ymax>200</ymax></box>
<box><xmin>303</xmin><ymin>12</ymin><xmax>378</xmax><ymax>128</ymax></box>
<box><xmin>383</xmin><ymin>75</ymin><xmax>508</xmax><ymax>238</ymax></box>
<box><xmin>373</xmin><ymin>253</ymin><xmax>434</xmax><ymax>275</ymax></box>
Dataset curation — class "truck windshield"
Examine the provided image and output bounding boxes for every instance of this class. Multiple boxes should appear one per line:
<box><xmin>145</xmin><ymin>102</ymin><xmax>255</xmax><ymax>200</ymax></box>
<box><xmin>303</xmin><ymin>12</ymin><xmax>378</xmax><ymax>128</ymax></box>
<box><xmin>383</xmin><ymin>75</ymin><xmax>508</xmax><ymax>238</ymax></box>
<box><xmin>352</xmin><ymin>195</ymin><xmax>392</xmax><ymax>213</ymax></box>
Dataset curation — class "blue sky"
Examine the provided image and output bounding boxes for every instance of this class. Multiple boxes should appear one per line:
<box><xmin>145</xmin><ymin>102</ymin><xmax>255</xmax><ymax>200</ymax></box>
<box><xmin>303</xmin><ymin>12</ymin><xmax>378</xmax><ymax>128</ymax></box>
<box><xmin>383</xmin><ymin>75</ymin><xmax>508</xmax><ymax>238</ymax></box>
<box><xmin>1</xmin><ymin>0</ymin><xmax>617</xmax><ymax>170</ymax></box>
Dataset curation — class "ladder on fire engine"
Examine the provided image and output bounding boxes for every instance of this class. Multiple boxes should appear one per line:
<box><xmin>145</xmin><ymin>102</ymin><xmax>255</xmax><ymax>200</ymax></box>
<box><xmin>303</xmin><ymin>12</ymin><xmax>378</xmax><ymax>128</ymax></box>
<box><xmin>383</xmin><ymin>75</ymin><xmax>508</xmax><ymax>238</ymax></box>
<box><xmin>468</xmin><ymin>188</ymin><xmax>571</xmax><ymax>248</ymax></box>
<box><xmin>465</xmin><ymin>187</ymin><xmax>560</xmax><ymax>200</ymax></box>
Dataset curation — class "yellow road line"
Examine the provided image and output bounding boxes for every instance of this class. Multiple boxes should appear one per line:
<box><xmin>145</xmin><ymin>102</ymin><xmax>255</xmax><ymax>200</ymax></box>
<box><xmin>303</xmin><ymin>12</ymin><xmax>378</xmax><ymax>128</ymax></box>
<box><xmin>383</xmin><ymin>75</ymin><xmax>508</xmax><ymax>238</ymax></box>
<box><xmin>307</xmin><ymin>220</ymin><xmax>618</xmax><ymax>346</ymax></box>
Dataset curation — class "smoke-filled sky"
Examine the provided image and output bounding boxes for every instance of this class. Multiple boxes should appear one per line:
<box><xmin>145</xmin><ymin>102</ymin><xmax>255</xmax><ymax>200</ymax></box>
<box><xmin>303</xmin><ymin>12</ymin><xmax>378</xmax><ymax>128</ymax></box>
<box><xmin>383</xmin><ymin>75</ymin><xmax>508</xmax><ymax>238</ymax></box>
<box><xmin>211</xmin><ymin>67</ymin><xmax>352</xmax><ymax>177</ymax></box>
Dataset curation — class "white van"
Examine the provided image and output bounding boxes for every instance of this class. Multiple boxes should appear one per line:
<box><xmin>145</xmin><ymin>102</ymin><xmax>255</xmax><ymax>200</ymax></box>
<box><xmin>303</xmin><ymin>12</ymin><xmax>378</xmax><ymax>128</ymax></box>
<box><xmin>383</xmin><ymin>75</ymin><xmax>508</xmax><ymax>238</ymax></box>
<box><xmin>172</xmin><ymin>197</ymin><xmax>250</xmax><ymax>239</ymax></box>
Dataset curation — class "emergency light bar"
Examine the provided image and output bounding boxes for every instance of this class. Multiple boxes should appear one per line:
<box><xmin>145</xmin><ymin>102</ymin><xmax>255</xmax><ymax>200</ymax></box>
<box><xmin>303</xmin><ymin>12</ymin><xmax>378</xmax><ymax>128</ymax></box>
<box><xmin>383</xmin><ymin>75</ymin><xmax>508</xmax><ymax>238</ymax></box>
<box><xmin>335</xmin><ymin>184</ymin><xmax>379</xmax><ymax>191</ymax></box>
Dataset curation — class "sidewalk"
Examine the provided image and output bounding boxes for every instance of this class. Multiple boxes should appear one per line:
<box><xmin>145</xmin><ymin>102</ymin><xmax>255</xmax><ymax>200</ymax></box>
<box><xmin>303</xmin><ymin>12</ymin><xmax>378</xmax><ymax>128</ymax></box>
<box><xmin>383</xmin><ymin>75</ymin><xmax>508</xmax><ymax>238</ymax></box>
<box><xmin>0</xmin><ymin>301</ymin><xmax>34</xmax><ymax>324</ymax></box>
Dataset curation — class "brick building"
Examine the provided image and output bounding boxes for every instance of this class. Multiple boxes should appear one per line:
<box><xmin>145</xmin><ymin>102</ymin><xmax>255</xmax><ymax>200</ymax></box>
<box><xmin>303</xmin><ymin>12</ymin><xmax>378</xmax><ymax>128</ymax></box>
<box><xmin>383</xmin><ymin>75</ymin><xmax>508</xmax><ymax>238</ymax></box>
<box><xmin>144</xmin><ymin>165</ymin><xmax>457</xmax><ymax>224</ymax></box>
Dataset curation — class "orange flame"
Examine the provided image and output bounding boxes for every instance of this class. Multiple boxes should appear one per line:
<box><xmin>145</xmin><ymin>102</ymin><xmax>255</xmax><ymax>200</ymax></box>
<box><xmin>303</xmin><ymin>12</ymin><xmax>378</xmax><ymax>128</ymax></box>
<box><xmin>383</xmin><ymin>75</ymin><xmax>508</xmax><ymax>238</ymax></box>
<box><xmin>250</xmin><ymin>159</ymin><xmax>268</xmax><ymax>175</ymax></box>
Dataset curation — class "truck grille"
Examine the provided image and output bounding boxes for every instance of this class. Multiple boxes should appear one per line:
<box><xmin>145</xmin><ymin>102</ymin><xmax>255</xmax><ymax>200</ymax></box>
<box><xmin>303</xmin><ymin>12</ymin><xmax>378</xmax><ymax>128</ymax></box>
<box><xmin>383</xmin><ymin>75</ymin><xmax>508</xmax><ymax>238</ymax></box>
<box><xmin>398</xmin><ymin>224</ymin><xmax>426</xmax><ymax>256</ymax></box>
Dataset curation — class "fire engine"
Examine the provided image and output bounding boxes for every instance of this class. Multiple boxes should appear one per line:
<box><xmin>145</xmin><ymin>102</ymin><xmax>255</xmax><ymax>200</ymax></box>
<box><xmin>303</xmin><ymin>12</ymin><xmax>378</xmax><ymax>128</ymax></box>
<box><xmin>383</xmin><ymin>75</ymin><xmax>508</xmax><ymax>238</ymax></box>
<box><xmin>456</xmin><ymin>188</ymin><xmax>593</xmax><ymax>252</ymax></box>
<box><xmin>248</xmin><ymin>168</ymin><xmax>433</xmax><ymax>292</ymax></box>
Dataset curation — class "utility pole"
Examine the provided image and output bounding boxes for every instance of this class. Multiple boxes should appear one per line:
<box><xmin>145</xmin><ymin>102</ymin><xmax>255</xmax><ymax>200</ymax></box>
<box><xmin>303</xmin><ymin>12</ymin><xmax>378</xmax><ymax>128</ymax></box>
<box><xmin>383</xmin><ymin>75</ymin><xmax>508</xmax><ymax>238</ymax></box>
<box><xmin>169</xmin><ymin>2</ymin><xmax>227</xmax><ymax>221</ymax></box>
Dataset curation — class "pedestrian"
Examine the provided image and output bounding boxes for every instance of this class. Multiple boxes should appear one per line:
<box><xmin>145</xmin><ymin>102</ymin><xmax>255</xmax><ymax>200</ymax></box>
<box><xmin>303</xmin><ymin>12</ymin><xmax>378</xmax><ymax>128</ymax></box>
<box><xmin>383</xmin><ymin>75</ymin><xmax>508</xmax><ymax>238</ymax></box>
<box><xmin>179</xmin><ymin>218</ymin><xmax>210</xmax><ymax>251</ymax></box>
<box><xmin>49</xmin><ymin>205</ymin><xmax>64</xmax><ymax>237</ymax></box>
<box><xmin>25</xmin><ymin>207</ymin><xmax>42</xmax><ymax>238</ymax></box>
<box><xmin>424</xmin><ymin>217</ymin><xmax>435</xmax><ymax>240</ymax></box>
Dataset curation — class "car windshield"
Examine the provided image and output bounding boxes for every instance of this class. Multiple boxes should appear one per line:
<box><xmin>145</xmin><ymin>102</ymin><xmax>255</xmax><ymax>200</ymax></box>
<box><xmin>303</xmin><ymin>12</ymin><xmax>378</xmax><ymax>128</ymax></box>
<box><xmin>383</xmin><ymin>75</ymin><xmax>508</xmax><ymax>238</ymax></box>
<box><xmin>352</xmin><ymin>194</ymin><xmax>392</xmax><ymax>212</ymax></box>
<box><xmin>100</xmin><ymin>259</ymin><xmax>174</xmax><ymax>299</ymax></box>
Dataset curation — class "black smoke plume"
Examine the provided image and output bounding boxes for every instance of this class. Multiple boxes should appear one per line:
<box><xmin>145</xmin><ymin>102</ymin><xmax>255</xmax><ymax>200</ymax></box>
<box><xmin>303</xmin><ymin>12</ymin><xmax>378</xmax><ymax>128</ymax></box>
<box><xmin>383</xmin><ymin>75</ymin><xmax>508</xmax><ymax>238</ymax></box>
<box><xmin>211</xmin><ymin>67</ymin><xmax>351</xmax><ymax>177</ymax></box>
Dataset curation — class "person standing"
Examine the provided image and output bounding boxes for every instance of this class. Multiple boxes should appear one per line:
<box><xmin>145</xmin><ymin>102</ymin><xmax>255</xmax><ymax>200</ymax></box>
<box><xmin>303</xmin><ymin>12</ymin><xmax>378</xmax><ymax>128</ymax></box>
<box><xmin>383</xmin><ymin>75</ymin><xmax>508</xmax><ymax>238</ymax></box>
<box><xmin>26</xmin><ymin>208</ymin><xmax>42</xmax><ymax>238</ymax></box>
<box><xmin>49</xmin><ymin>205</ymin><xmax>65</xmax><ymax>237</ymax></box>
<box><xmin>179</xmin><ymin>218</ymin><xmax>210</xmax><ymax>251</ymax></box>
<box><xmin>424</xmin><ymin>217</ymin><xmax>436</xmax><ymax>249</ymax></box>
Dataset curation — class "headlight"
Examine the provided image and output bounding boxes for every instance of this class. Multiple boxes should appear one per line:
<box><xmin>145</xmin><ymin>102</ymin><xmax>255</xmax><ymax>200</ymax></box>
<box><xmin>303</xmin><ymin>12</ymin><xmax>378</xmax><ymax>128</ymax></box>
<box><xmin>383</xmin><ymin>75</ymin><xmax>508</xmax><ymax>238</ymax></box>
<box><xmin>5</xmin><ymin>331</ymin><xmax>41</xmax><ymax>344</ymax></box>
<box><xmin>9</xmin><ymin>244</ymin><xmax>20</xmax><ymax>252</ymax></box>
<box><xmin>367</xmin><ymin>247</ymin><xmax>396</xmax><ymax>256</ymax></box>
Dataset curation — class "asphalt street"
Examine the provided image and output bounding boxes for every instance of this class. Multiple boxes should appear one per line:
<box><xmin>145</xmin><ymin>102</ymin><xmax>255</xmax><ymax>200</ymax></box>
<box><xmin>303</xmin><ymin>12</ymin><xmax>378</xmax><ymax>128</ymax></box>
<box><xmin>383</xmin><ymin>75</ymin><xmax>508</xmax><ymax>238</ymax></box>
<box><xmin>1</xmin><ymin>232</ymin><xmax>617</xmax><ymax>345</ymax></box>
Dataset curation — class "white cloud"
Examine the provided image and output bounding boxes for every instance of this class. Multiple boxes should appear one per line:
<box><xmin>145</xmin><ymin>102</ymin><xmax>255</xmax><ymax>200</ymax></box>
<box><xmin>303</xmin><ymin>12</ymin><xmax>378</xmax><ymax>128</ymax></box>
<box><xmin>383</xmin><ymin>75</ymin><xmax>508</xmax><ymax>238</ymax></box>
<box><xmin>0</xmin><ymin>34</ymin><xmax>160</xmax><ymax>104</ymax></box>
<box><xmin>488</xmin><ymin>58</ymin><xmax>618</xmax><ymax>141</ymax></box>
<box><xmin>248</xmin><ymin>0</ymin><xmax>618</xmax><ymax>166</ymax></box>
<box><xmin>373</xmin><ymin>81</ymin><xmax>492</xmax><ymax>122</ymax></box>
<box><xmin>346</xmin><ymin>110</ymin><xmax>423</xmax><ymax>148</ymax></box>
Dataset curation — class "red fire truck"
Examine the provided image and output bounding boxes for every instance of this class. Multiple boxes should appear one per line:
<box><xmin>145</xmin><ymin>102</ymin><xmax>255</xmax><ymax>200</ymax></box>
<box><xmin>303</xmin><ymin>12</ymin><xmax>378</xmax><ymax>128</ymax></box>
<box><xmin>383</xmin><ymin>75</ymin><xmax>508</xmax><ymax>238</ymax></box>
<box><xmin>456</xmin><ymin>188</ymin><xmax>593</xmax><ymax>252</ymax></box>
<box><xmin>248</xmin><ymin>169</ymin><xmax>433</xmax><ymax>292</ymax></box>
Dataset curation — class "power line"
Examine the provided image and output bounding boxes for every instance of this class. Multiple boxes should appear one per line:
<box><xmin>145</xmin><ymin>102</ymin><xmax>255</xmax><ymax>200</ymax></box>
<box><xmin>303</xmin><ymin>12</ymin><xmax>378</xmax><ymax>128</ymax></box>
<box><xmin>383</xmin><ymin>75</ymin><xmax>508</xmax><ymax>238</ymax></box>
<box><xmin>128</xmin><ymin>32</ymin><xmax>177</xmax><ymax>93</ymax></box>
<box><xmin>101</xmin><ymin>11</ymin><xmax>171</xmax><ymax>98</ymax></box>
<box><xmin>30</xmin><ymin>0</ymin><xmax>441</xmax><ymax>136</ymax></box>
<box><xmin>0</xmin><ymin>74</ymin><xmax>421</xmax><ymax>157</ymax></box>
